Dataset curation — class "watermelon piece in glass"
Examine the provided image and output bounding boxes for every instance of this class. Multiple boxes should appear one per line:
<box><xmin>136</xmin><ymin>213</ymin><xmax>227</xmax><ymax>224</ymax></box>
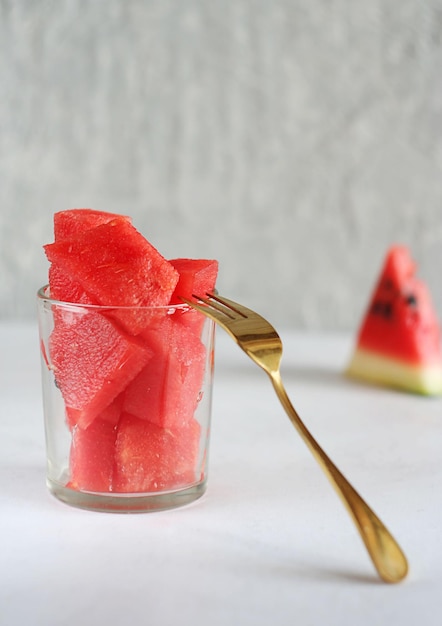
<box><xmin>169</xmin><ymin>258</ymin><xmax>219</xmax><ymax>303</ymax></box>
<box><xmin>68</xmin><ymin>418</ymin><xmax>118</xmax><ymax>493</ymax></box>
<box><xmin>50</xmin><ymin>306</ymin><xmax>153</xmax><ymax>430</ymax></box>
<box><xmin>49</xmin><ymin>209</ymin><xmax>132</xmax><ymax>303</ymax></box>
<box><xmin>44</xmin><ymin>218</ymin><xmax>179</xmax><ymax>334</ymax></box>
<box><xmin>48</xmin><ymin>266</ymin><xmax>94</xmax><ymax>305</ymax></box>
<box><xmin>123</xmin><ymin>314</ymin><xmax>206</xmax><ymax>429</ymax></box>
<box><xmin>113</xmin><ymin>412</ymin><xmax>202</xmax><ymax>493</ymax></box>
<box><xmin>169</xmin><ymin>258</ymin><xmax>219</xmax><ymax>334</ymax></box>
<box><xmin>53</xmin><ymin>208</ymin><xmax>131</xmax><ymax>240</ymax></box>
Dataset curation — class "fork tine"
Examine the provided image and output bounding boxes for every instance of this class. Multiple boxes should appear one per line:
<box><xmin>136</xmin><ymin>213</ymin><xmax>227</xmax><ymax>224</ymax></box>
<box><xmin>180</xmin><ymin>296</ymin><xmax>235</xmax><ymax>325</ymax></box>
<box><xmin>192</xmin><ymin>293</ymin><xmax>240</xmax><ymax>320</ymax></box>
<box><xmin>203</xmin><ymin>293</ymin><xmax>248</xmax><ymax>318</ymax></box>
<box><xmin>205</xmin><ymin>292</ymin><xmax>275</xmax><ymax>325</ymax></box>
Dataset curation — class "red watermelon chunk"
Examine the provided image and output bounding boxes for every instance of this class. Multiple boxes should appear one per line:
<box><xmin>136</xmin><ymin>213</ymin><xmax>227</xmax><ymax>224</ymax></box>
<box><xmin>68</xmin><ymin>418</ymin><xmax>118</xmax><ymax>493</ymax></box>
<box><xmin>44</xmin><ymin>218</ymin><xmax>179</xmax><ymax>334</ymax></box>
<box><xmin>169</xmin><ymin>259</ymin><xmax>219</xmax><ymax>303</ymax></box>
<box><xmin>49</xmin><ymin>209</ymin><xmax>132</xmax><ymax>303</ymax></box>
<box><xmin>50</xmin><ymin>309</ymin><xmax>153</xmax><ymax>430</ymax></box>
<box><xmin>347</xmin><ymin>245</ymin><xmax>442</xmax><ymax>395</ymax></box>
<box><xmin>54</xmin><ymin>208</ymin><xmax>131</xmax><ymax>240</ymax></box>
<box><xmin>113</xmin><ymin>413</ymin><xmax>201</xmax><ymax>493</ymax></box>
<box><xmin>123</xmin><ymin>315</ymin><xmax>206</xmax><ymax>429</ymax></box>
<box><xmin>48</xmin><ymin>265</ymin><xmax>95</xmax><ymax>304</ymax></box>
<box><xmin>169</xmin><ymin>259</ymin><xmax>219</xmax><ymax>335</ymax></box>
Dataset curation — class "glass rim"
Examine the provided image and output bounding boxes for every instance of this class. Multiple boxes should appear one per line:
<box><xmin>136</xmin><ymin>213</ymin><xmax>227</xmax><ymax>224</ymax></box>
<box><xmin>37</xmin><ymin>284</ymin><xmax>192</xmax><ymax>312</ymax></box>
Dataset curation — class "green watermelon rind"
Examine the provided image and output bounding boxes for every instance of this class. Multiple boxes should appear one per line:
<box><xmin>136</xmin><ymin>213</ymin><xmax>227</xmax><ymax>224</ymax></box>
<box><xmin>346</xmin><ymin>347</ymin><xmax>442</xmax><ymax>396</ymax></box>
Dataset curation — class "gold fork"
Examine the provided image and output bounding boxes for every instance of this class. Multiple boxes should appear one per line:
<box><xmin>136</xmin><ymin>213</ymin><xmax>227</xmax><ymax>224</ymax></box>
<box><xmin>183</xmin><ymin>292</ymin><xmax>408</xmax><ymax>584</ymax></box>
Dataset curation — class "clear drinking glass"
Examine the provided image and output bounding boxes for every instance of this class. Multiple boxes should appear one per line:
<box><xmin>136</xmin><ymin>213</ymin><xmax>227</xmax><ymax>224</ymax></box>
<box><xmin>37</xmin><ymin>286</ymin><xmax>215</xmax><ymax>513</ymax></box>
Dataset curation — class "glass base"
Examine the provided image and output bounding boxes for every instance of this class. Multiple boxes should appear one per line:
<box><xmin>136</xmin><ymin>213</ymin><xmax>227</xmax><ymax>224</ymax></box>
<box><xmin>47</xmin><ymin>478</ymin><xmax>207</xmax><ymax>513</ymax></box>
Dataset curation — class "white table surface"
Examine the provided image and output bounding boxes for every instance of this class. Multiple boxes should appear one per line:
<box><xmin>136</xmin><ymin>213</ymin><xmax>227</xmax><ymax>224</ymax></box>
<box><xmin>1</xmin><ymin>322</ymin><xmax>442</xmax><ymax>626</ymax></box>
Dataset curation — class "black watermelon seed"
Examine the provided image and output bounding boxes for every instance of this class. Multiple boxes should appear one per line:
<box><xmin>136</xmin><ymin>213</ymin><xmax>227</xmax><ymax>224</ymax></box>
<box><xmin>405</xmin><ymin>294</ymin><xmax>417</xmax><ymax>307</ymax></box>
<box><xmin>371</xmin><ymin>301</ymin><xmax>384</xmax><ymax>315</ymax></box>
<box><xmin>371</xmin><ymin>300</ymin><xmax>393</xmax><ymax>319</ymax></box>
<box><xmin>383</xmin><ymin>302</ymin><xmax>393</xmax><ymax>318</ymax></box>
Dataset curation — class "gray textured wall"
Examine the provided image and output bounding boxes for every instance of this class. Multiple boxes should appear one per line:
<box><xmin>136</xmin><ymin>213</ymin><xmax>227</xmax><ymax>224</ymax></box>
<box><xmin>1</xmin><ymin>0</ymin><xmax>442</xmax><ymax>329</ymax></box>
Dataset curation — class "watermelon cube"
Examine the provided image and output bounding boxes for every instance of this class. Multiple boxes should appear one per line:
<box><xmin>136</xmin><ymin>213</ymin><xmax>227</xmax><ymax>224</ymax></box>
<box><xmin>68</xmin><ymin>418</ymin><xmax>118</xmax><ymax>493</ymax></box>
<box><xmin>169</xmin><ymin>258</ymin><xmax>219</xmax><ymax>303</ymax></box>
<box><xmin>50</xmin><ymin>309</ymin><xmax>153</xmax><ymax>430</ymax></box>
<box><xmin>53</xmin><ymin>208</ymin><xmax>131</xmax><ymax>241</ymax></box>
<box><xmin>48</xmin><ymin>265</ymin><xmax>95</xmax><ymax>304</ymax></box>
<box><xmin>44</xmin><ymin>218</ymin><xmax>179</xmax><ymax>334</ymax></box>
<box><xmin>113</xmin><ymin>412</ymin><xmax>201</xmax><ymax>493</ymax></box>
<box><xmin>169</xmin><ymin>258</ymin><xmax>219</xmax><ymax>335</ymax></box>
<box><xmin>49</xmin><ymin>209</ymin><xmax>132</xmax><ymax>303</ymax></box>
<box><xmin>123</xmin><ymin>315</ymin><xmax>206</xmax><ymax>428</ymax></box>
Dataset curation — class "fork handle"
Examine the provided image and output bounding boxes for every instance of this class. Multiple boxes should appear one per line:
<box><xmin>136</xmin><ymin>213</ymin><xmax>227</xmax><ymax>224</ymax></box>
<box><xmin>269</xmin><ymin>371</ymin><xmax>408</xmax><ymax>583</ymax></box>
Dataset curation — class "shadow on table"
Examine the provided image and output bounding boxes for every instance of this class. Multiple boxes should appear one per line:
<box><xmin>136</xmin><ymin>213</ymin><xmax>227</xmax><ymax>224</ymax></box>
<box><xmin>218</xmin><ymin>362</ymin><xmax>350</xmax><ymax>390</ymax></box>
<box><xmin>270</xmin><ymin>559</ymin><xmax>383</xmax><ymax>586</ymax></box>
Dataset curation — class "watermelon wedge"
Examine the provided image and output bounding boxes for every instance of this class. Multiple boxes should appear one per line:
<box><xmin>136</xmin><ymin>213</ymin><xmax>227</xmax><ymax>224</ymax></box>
<box><xmin>346</xmin><ymin>245</ymin><xmax>442</xmax><ymax>395</ymax></box>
